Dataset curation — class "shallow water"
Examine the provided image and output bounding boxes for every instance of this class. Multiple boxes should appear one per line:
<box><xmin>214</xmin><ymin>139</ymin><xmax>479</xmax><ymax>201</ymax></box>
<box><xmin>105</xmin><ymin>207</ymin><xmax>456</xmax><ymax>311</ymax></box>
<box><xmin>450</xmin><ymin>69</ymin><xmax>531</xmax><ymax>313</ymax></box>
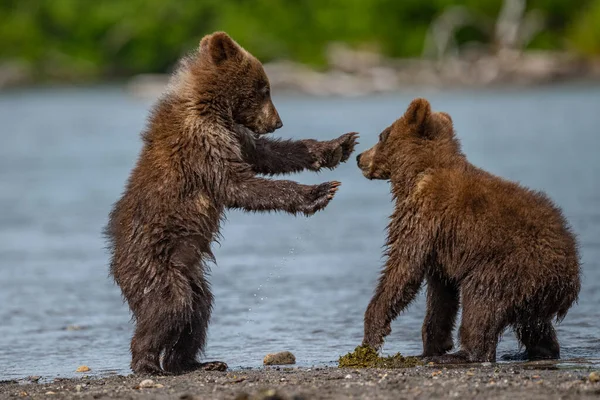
<box><xmin>0</xmin><ymin>85</ymin><xmax>599</xmax><ymax>380</ymax></box>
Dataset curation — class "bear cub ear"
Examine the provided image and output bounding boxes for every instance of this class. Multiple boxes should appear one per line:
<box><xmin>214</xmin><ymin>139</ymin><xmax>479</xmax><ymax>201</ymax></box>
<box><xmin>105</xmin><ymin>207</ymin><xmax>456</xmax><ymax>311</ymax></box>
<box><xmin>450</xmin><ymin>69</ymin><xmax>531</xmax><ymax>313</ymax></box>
<box><xmin>404</xmin><ymin>98</ymin><xmax>431</xmax><ymax>129</ymax></box>
<box><xmin>200</xmin><ymin>31</ymin><xmax>243</xmax><ymax>65</ymax></box>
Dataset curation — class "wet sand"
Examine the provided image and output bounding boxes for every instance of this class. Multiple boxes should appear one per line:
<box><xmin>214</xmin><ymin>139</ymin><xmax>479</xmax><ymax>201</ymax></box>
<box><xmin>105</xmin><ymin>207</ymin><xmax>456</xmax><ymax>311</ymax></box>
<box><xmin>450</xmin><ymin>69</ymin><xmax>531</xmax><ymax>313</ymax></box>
<box><xmin>2</xmin><ymin>364</ymin><xmax>599</xmax><ymax>400</ymax></box>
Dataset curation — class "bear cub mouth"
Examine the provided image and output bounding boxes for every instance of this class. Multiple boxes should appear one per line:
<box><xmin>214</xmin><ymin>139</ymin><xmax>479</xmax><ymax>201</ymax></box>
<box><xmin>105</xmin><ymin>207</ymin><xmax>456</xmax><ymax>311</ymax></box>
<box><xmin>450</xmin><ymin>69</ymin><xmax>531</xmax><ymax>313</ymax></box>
<box><xmin>236</xmin><ymin>124</ymin><xmax>268</xmax><ymax>140</ymax></box>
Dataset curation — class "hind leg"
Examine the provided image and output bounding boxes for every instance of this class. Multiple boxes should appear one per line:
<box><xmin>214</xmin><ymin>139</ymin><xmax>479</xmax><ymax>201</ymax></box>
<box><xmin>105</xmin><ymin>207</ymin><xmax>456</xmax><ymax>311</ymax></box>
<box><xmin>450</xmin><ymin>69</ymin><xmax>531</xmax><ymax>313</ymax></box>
<box><xmin>162</xmin><ymin>320</ymin><xmax>202</xmax><ymax>374</ymax></box>
<box><xmin>426</xmin><ymin>294</ymin><xmax>507</xmax><ymax>364</ymax></box>
<box><xmin>163</xmin><ymin>319</ymin><xmax>226</xmax><ymax>373</ymax></box>
<box><xmin>514</xmin><ymin>319</ymin><xmax>560</xmax><ymax>360</ymax></box>
<box><xmin>163</xmin><ymin>276</ymin><xmax>227</xmax><ymax>373</ymax></box>
<box><xmin>421</xmin><ymin>274</ymin><xmax>459</xmax><ymax>357</ymax></box>
<box><xmin>130</xmin><ymin>311</ymin><xmax>176</xmax><ymax>375</ymax></box>
<box><xmin>130</xmin><ymin>266</ymin><xmax>197</xmax><ymax>374</ymax></box>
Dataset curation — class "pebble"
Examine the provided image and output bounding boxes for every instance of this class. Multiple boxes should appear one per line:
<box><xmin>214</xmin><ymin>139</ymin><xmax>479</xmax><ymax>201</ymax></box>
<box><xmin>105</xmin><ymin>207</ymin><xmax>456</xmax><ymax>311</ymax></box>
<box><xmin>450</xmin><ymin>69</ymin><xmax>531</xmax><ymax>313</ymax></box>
<box><xmin>263</xmin><ymin>351</ymin><xmax>296</xmax><ymax>366</ymax></box>
<box><xmin>378</xmin><ymin>373</ymin><xmax>388</xmax><ymax>383</ymax></box>
<box><xmin>139</xmin><ymin>379</ymin><xmax>156</xmax><ymax>388</ymax></box>
<box><xmin>589</xmin><ymin>371</ymin><xmax>600</xmax><ymax>383</ymax></box>
<box><xmin>75</xmin><ymin>385</ymin><xmax>82</xmax><ymax>392</ymax></box>
<box><xmin>137</xmin><ymin>379</ymin><xmax>164</xmax><ymax>389</ymax></box>
<box><xmin>76</xmin><ymin>365</ymin><xmax>90</xmax><ymax>373</ymax></box>
<box><xmin>345</xmin><ymin>374</ymin><xmax>353</xmax><ymax>379</ymax></box>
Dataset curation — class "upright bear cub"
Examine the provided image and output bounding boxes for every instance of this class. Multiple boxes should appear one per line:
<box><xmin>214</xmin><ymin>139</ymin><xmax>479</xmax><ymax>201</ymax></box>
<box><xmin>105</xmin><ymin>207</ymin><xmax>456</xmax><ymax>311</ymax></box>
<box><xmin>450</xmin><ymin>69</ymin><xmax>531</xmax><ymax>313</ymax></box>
<box><xmin>105</xmin><ymin>32</ymin><xmax>357</xmax><ymax>375</ymax></box>
<box><xmin>356</xmin><ymin>98</ymin><xmax>580</xmax><ymax>363</ymax></box>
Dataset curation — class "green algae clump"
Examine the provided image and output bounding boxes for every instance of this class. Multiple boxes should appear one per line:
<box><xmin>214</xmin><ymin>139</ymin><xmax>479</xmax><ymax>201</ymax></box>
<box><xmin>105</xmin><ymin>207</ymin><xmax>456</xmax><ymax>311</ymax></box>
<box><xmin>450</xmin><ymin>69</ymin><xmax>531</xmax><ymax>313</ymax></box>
<box><xmin>338</xmin><ymin>345</ymin><xmax>422</xmax><ymax>369</ymax></box>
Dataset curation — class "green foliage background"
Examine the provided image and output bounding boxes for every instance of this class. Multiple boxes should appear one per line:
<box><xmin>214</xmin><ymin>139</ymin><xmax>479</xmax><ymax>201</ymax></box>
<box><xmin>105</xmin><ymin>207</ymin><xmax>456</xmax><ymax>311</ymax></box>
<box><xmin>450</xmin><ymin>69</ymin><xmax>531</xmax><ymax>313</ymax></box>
<box><xmin>0</xmin><ymin>0</ymin><xmax>598</xmax><ymax>81</ymax></box>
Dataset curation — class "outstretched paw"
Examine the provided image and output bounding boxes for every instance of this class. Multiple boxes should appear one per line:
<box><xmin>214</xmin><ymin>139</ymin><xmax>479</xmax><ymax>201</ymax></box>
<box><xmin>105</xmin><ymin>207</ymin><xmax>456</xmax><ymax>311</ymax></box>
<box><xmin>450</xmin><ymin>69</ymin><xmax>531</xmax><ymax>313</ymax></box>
<box><xmin>335</xmin><ymin>132</ymin><xmax>359</xmax><ymax>163</ymax></box>
<box><xmin>303</xmin><ymin>181</ymin><xmax>341</xmax><ymax>215</ymax></box>
<box><xmin>316</xmin><ymin>132</ymin><xmax>360</xmax><ymax>169</ymax></box>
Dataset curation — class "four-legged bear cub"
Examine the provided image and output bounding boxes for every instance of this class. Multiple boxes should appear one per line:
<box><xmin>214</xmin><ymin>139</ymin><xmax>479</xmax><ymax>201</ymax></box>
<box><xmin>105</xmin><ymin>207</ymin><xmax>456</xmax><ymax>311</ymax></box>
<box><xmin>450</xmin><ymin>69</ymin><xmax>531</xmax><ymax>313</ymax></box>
<box><xmin>356</xmin><ymin>98</ymin><xmax>580</xmax><ymax>363</ymax></box>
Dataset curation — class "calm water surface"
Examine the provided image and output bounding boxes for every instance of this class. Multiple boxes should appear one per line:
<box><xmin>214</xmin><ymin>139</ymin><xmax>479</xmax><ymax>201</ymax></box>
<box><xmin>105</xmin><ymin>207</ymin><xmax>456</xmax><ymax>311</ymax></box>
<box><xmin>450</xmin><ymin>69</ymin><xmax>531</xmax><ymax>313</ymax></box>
<box><xmin>0</xmin><ymin>85</ymin><xmax>599</xmax><ymax>380</ymax></box>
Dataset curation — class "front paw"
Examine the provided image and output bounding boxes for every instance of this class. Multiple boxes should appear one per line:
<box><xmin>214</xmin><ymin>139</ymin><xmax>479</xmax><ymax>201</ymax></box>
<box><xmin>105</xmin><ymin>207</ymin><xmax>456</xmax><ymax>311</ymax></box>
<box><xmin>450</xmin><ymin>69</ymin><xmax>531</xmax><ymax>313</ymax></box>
<box><xmin>324</xmin><ymin>132</ymin><xmax>359</xmax><ymax>167</ymax></box>
<box><xmin>302</xmin><ymin>181</ymin><xmax>341</xmax><ymax>216</ymax></box>
<box><xmin>362</xmin><ymin>324</ymin><xmax>390</xmax><ymax>351</ymax></box>
<box><xmin>422</xmin><ymin>351</ymin><xmax>472</xmax><ymax>365</ymax></box>
<box><xmin>311</xmin><ymin>132</ymin><xmax>359</xmax><ymax>170</ymax></box>
<box><xmin>336</xmin><ymin>132</ymin><xmax>359</xmax><ymax>163</ymax></box>
<box><xmin>362</xmin><ymin>336</ymin><xmax>384</xmax><ymax>352</ymax></box>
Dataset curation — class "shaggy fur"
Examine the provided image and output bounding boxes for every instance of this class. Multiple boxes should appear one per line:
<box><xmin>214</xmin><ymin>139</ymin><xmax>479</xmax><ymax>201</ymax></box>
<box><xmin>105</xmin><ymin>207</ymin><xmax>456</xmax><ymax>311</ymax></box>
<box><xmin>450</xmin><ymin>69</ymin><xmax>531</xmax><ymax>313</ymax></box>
<box><xmin>105</xmin><ymin>32</ymin><xmax>357</xmax><ymax>375</ymax></box>
<box><xmin>356</xmin><ymin>98</ymin><xmax>580</xmax><ymax>363</ymax></box>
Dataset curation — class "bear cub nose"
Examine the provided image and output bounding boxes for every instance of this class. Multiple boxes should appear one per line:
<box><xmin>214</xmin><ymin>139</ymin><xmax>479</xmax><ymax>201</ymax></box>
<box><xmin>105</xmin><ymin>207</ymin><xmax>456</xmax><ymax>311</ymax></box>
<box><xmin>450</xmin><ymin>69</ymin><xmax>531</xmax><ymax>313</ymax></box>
<box><xmin>356</xmin><ymin>153</ymin><xmax>362</xmax><ymax>165</ymax></box>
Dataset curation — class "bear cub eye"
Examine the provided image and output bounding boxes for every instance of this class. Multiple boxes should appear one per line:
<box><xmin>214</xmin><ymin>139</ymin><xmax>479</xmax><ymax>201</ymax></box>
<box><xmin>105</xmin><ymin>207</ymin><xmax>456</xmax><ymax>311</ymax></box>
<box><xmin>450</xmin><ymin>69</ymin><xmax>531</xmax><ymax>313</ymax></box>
<box><xmin>261</xmin><ymin>86</ymin><xmax>270</xmax><ymax>97</ymax></box>
<box><xmin>379</xmin><ymin>127</ymin><xmax>391</xmax><ymax>142</ymax></box>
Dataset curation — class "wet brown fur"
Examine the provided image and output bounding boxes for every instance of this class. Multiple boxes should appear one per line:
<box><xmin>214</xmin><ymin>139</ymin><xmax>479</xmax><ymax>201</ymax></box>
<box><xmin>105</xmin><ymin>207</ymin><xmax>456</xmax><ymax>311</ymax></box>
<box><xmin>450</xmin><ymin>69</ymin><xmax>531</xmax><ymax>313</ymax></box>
<box><xmin>105</xmin><ymin>32</ymin><xmax>357</xmax><ymax>375</ymax></box>
<box><xmin>356</xmin><ymin>98</ymin><xmax>580</xmax><ymax>363</ymax></box>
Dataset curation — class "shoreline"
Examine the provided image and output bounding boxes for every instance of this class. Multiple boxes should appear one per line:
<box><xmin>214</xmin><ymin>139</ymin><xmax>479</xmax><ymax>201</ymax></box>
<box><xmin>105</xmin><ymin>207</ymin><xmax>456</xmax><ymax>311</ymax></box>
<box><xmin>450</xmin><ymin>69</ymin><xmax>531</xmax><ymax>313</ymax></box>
<box><xmin>125</xmin><ymin>49</ymin><xmax>600</xmax><ymax>99</ymax></box>
<box><xmin>3</xmin><ymin>48</ymin><xmax>600</xmax><ymax>99</ymax></box>
<box><xmin>2</xmin><ymin>363</ymin><xmax>599</xmax><ymax>400</ymax></box>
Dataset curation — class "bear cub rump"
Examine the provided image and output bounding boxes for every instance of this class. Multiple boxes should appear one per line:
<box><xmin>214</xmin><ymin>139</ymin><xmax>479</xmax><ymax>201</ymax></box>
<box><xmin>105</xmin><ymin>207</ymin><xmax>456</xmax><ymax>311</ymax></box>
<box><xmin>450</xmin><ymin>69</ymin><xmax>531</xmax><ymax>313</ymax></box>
<box><xmin>105</xmin><ymin>32</ymin><xmax>357</xmax><ymax>375</ymax></box>
<box><xmin>356</xmin><ymin>98</ymin><xmax>580</xmax><ymax>363</ymax></box>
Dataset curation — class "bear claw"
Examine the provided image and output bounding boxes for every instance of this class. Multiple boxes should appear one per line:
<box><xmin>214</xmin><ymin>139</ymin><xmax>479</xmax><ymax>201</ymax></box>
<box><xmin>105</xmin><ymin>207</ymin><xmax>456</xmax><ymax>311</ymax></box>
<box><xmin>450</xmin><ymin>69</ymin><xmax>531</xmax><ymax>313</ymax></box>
<box><xmin>339</xmin><ymin>132</ymin><xmax>360</xmax><ymax>162</ymax></box>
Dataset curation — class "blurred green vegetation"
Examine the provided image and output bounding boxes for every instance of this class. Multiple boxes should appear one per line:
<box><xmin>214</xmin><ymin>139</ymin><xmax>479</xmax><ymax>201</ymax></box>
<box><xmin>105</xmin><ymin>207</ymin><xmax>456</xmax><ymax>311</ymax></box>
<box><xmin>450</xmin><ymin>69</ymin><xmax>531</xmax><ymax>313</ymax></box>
<box><xmin>567</xmin><ymin>0</ymin><xmax>600</xmax><ymax>56</ymax></box>
<box><xmin>0</xmin><ymin>0</ymin><xmax>598</xmax><ymax>81</ymax></box>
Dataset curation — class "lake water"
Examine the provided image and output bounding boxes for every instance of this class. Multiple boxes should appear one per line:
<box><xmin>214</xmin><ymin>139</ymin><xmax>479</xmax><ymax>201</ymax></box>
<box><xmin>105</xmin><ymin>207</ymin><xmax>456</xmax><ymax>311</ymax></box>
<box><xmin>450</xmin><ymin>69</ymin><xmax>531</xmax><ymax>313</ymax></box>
<box><xmin>0</xmin><ymin>85</ymin><xmax>599</xmax><ymax>380</ymax></box>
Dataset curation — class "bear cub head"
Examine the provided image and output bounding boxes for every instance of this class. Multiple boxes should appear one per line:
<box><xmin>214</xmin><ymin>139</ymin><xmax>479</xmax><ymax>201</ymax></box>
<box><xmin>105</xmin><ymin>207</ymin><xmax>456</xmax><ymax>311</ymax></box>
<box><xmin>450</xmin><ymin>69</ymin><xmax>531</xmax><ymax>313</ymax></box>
<box><xmin>356</xmin><ymin>98</ymin><xmax>457</xmax><ymax>180</ymax></box>
<box><xmin>195</xmin><ymin>32</ymin><xmax>282</xmax><ymax>135</ymax></box>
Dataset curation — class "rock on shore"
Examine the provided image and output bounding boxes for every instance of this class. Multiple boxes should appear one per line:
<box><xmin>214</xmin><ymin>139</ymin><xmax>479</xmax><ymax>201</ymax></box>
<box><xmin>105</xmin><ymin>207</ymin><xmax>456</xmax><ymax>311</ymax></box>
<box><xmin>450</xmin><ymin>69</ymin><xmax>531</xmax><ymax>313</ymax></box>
<box><xmin>264</xmin><ymin>351</ymin><xmax>296</xmax><ymax>366</ymax></box>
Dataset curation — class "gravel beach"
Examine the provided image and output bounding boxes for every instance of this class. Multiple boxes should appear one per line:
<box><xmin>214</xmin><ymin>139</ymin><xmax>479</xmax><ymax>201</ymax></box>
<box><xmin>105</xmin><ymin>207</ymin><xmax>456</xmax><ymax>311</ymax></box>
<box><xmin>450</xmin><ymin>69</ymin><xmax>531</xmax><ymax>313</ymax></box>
<box><xmin>2</xmin><ymin>363</ymin><xmax>599</xmax><ymax>400</ymax></box>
